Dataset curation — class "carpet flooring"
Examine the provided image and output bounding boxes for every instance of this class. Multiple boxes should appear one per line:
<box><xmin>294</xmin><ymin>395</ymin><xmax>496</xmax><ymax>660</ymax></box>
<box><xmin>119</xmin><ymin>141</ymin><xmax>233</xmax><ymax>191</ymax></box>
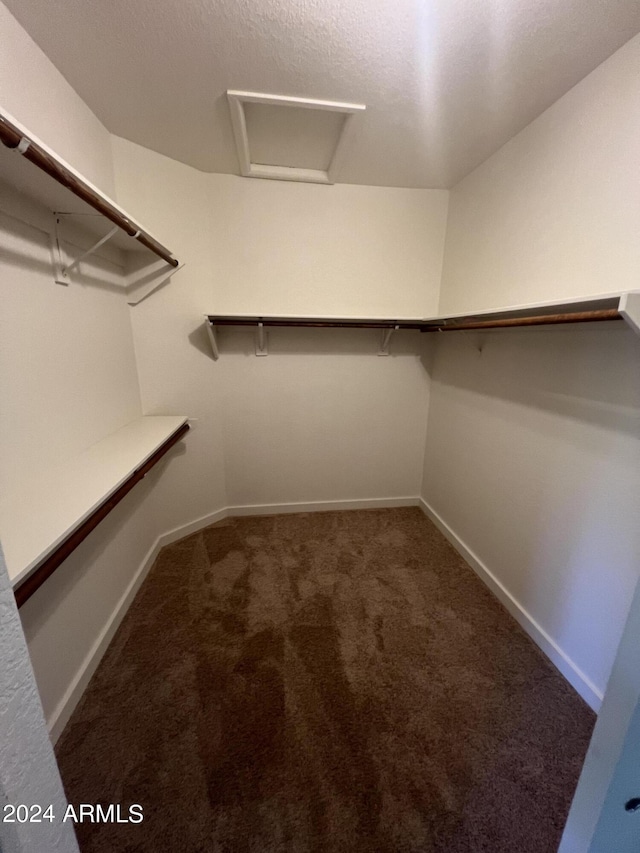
<box><xmin>56</xmin><ymin>508</ymin><xmax>595</xmax><ymax>853</ymax></box>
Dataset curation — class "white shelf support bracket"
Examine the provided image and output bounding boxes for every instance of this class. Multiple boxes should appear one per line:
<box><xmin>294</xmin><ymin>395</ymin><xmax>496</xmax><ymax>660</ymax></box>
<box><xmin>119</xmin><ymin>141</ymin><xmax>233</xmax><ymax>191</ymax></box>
<box><xmin>205</xmin><ymin>320</ymin><xmax>219</xmax><ymax>360</ymax></box>
<box><xmin>378</xmin><ymin>325</ymin><xmax>399</xmax><ymax>356</ymax></box>
<box><xmin>50</xmin><ymin>215</ymin><xmax>67</xmax><ymax>285</ymax></box>
<box><xmin>127</xmin><ymin>262</ymin><xmax>185</xmax><ymax>306</ymax></box>
<box><xmin>619</xmin><ymin>292</ymin><xmax>640</xmax><ymax>338</ymax></box>
<box><xmin>50</xmin><ymin>214</ymin><xmax>118</xmax><ymax>285</ymax></box>
<box><xmin>256</xmin><ymin>322</ymin><xmax>268</xmax><ymax>356</ymax></box>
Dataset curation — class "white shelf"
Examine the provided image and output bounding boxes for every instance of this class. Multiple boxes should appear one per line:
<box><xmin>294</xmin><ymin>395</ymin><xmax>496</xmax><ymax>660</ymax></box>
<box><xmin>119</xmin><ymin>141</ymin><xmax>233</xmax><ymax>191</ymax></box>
<box><xmin>423</xmin><ymin>292</ymin><xmax>625</xmax><ymax>323</ymax></box>
<box><xmin>205</xmin><ymin>291</ymin><xmax>640</xmax><ymax>332</ymax></box>
<box><xmin>204</xmin><ymin>293</ymin><xmax>640</xmax><ymax>358</ymax></box>
<box><xmin>0</xmin><ymin>106</ymin><xmax>177</xmax><ymax>261</ymax></box>
<box><xmin>0</xmin><ymin>415</ymin><xmax>188</xmax><ymax>589</ymax></box>
<box><xmin>0</xmin><ymin>147</ymin><xmax>136</xmax><ymax>253</ymax></box>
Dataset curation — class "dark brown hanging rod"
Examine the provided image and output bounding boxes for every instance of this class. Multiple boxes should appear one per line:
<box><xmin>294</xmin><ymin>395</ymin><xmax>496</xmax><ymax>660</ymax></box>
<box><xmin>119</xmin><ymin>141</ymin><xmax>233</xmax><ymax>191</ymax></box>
<box><xmin>0</xmin><ymin>113</ymin><xmax>179</xmax><ymax>269</ymax></box>
<box><xmin>209</xmin><ymin>316</ymin><xmax>424</xmax><ymax>330</ymax></box>
<box><xmin>207</xmin><ymin>308</ymin><xmax>621</xmax><ymax>333</ymax></box>
<box><xmin>421</xmin><ymin>308</ymin><xmax>621</xmax><ymax>332</ymax></box>
<box><xmin>14</xmin><ymin>422</ymin><xmax>190</xmax><ymax>609</ymax></box>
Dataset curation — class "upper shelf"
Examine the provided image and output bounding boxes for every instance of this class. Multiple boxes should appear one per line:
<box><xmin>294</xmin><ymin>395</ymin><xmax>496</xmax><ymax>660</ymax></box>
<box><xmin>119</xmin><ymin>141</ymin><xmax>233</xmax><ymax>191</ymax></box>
<box><xmin>205</xmin><ymin>292</ymin><xmax>640</xmax><ymax>357</ymax></box>
<box><xmin>421</xmin><ymin>292</ymin><xmax>640</xmax><ymax>332</ymax></box>
<box><xmin>208</xmin><ymin>315</ymin><xmax>426</xmax><ymax>329</ymax></box>
<box><xmin>0</xmin><ymin>416</ymin><xmax>188</xmax><ymax>595</ymax></box>
<box><xmin>0</xmin><ymin>108</ymin><xmax>178</xmax><ymax>267</ymax></box>
<box><xmin>208</xmin><ymin>292</ymin><xmax>640</xmax><ymax>331</ymax></box>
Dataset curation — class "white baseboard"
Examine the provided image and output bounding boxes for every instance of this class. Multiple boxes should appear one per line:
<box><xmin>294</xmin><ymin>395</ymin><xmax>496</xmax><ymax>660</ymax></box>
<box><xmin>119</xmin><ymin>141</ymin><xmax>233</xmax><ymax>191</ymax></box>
<box><xmin>419</xmin><ymin>498</ymin><xmax>603</xmax><ymax>712</ymax></box>
<box><xmin>227</xmin><ymin>497</ymin><xmax>420</xmax><ymax>516</ymax></box>
<box><xmin>49</xmin><ymin>497</ymin><xmax>420</xmax><ymax>739</ymax></box>
<box><xmin>48</xmin><ymin>536</ymin><xmax>163</xmax><ymax>743</ymax></box>
<box><xmin>157</xmin><ymin>508</ymin><xmax>229</xmax><ymax>548</ymax></box>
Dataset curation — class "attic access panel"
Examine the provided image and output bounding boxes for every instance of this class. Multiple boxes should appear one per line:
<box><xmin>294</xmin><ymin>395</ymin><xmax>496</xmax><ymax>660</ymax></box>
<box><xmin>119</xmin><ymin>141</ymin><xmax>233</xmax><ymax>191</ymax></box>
<box><xmin>227</xmin><ymin>91</ymin><xmax>366</xmax><ymax>185</ymax></box>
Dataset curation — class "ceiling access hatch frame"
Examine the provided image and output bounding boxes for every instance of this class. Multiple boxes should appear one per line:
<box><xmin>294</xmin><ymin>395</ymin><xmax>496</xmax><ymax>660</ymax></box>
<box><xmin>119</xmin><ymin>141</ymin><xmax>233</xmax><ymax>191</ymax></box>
<box><xmin>227</xmin><ymin>90</ymin><xmax>366</xmax><ymax>185</ymax></box>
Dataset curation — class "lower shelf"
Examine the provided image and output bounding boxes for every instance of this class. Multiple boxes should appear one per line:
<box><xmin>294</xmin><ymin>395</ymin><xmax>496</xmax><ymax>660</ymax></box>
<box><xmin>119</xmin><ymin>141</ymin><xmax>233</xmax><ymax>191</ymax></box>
<box><xmin>0</xmin><ymin>416</ymin><xmax>189</xmax><ymax>606</ymax></box>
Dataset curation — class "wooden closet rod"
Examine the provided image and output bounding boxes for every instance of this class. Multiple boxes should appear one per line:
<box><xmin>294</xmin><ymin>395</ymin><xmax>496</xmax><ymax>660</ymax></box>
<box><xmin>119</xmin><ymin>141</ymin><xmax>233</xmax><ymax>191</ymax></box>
<box><xmin>207</xmin><ymin>314</ymin><xmax>423</xmax><ymax>329</ymax></box>
<box><xmin>210</xmin><ymin>317</ymin><xmax>424</xmax><ymax>330</ymax></box>
<box><xmin>421</xmin><ymin>309</ymin><xmax>621</xmax><ymax>332</ymax></box>
<box><xmin>0</xmin><ymin>114</ymin><xmax>178</xmax><ymax>269</ymax></box>
<box><xmin>208</xmin><ymin>310</ymin><xmax>621</xmax><ymax>333</ymax></box>
<box><xmin>13</xmin><ymin>422</ymin><xmax>190</xmax><ymax>609</ymax></box>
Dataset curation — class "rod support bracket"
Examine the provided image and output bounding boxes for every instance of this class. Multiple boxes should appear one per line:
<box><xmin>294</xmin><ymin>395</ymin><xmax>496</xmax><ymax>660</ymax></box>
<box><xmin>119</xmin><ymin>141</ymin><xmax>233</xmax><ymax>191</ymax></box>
<box><xmin>127</xmin><ymin>262</ymin><xmax>185</xmax><ymax>306</ymax></box>
<box><xmin>50</xmin><ymin>215</ymin><xmax>67</xmax><ymax>286</ymax></box>
<box><xmin>205</xmin><ymin>319</ymin><xmax>220</xmax><ymax>360</ymax></box>
<box><xmin>256</xmin><ymin>322</ymin><xmax>268</xmax><ymax>356</ymax></box>
<box><xmin>50</xmin><ymin>213</ymin><xmax>118</xmax><ymax>285</ymax></box>
<box><xmin>378</xmin><ymin>325</ymin><xmax>399</xmax><ymax>356</ymax></box>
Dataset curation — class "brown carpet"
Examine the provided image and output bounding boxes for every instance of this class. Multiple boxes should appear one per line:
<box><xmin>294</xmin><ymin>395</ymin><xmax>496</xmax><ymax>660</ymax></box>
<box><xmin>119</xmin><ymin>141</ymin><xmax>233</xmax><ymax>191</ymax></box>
<box><xmin>56</xmin><ymin>508</ymin><xmax>594</xmax><ymax>853</ymax></box>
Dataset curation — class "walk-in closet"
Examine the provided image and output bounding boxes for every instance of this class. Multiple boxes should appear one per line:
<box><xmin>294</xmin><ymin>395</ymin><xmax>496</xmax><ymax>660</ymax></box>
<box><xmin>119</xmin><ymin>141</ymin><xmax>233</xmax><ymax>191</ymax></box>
<box><xmin>1</xmin><ymin>1</ymin><xmax>639</xmax><ymax>851</ymax></box>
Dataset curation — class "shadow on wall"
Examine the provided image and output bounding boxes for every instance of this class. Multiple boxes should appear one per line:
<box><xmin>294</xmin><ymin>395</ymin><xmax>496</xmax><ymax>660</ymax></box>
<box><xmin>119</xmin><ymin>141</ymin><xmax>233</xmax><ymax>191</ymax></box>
<box><xmin>424</xmin><ymin>320</ymin><xmax>640</xmax><ymax>697</ymax></box>
<box><xmin>0</xmin><ymin>207</ymin><xmax>126</xmax><ymax>294</ymax></box>
<box><xmin>431</xmin><ymin>321</ymin><xmax>640</xmax><ymax>437</ymax></box>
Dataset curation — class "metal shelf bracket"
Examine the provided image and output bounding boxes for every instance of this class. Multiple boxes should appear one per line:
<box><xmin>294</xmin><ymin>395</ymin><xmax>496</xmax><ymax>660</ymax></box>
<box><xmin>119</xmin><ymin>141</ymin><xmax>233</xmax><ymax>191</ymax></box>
<box><xmin>378</xmin><ymin>325</ymin><xmax>399</xmax><ymax>356</ymax></box>
<box><xmin>256</xmin><ymin>322</ymin><xmax>268</xmax><ymax>356</ymax></box>
<box><xmin>206</xmin><ymin>320</ymin><xmax>220</xmax><ymax>360</ymax></box>
<box><xmin>50</xmin><ymin>213</ymin><xmax>118</xmax><ymax>285</ymax></box>
<box><xmin>127</xmin><ymin>262</ymin><xmax>185</xmax><ymax>306</ymax></box>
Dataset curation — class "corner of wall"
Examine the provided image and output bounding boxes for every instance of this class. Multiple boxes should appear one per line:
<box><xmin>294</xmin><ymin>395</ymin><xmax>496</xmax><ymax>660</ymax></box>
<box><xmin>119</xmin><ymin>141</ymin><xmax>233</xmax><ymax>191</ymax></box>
<box><xmin>0</xmin><ymin>545</ymin><xmax>79</xmax><ymax>851</ymax></box>
<box><xmin>0</xmin><ymin>2</ymin><xmax>115</xmax><ymax>196</ymax></box>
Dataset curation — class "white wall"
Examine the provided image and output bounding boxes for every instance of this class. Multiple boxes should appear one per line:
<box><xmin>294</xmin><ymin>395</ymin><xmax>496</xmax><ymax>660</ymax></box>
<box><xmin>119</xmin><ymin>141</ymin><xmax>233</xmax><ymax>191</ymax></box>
<box><xmin>0</xmin><ymin>2</ymin><xmax>114</xmax><ymax>195</ymax></box>
<box><xmin>423</xmin><ymin>325</ymin><xmax>640</xmax><ymax>706</ymax></box>
<box><xmin>109</xmin><ymin>139</ymin><xmax>230</xmax><ymax>539</ymax></box>
<box><xmin>219</xmin><ymin>329</ymin><xmax>432</xmax><ymax>507</ymax></box>
<box><xmin>423</xmin><ymin>34</ymin><xmax>640</xmax><ymax>708</ymax></box>
<box><xmin>0</xmin><ymin>187</ymin><xmax>141</xmax><ymax>493</ymax></box>
<box><xmin>113</xmin><ymin>136</ymin><xmax>448</xmax><ymax>511</ymax></box>
<box><xmin>0</xmin><ymin>544</ymin><xmax>79</xmax><ymax>853</ymax></box>
<box><xmin>439</xmin><ymin>32</ymin><xmax>640</xmax><ymax>315</ymax></box>
<box><xmin>207</xmin><ymin>177</ymin><xmax>447</xmax><ymax>317</ymax></box>
<box><xmin>560</xmin><ymin>574</ymin><xmax>640</xmax><ymax>852</ymax></box>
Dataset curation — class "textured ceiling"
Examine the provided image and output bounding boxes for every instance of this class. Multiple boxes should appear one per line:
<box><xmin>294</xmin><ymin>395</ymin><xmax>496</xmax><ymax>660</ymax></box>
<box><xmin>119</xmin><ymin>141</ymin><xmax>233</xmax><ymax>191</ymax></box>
<box><xmin>4</xmin><ymin>0</ymin><xmax>640</xmax><ymax>188</ymax></box>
